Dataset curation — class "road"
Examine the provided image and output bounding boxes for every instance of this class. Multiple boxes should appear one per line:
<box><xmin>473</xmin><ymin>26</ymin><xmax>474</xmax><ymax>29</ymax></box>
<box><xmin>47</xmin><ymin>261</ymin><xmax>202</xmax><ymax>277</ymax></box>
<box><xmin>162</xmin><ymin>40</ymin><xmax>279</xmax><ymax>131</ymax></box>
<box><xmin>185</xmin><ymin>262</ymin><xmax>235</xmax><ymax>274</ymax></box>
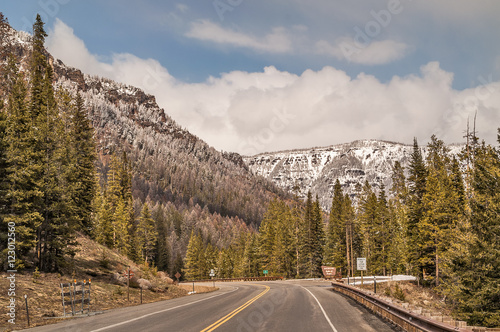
<box><xmin>21</xmin><ymin>280</ymin><xmax>398</xmax><ymax>332</ymax></box>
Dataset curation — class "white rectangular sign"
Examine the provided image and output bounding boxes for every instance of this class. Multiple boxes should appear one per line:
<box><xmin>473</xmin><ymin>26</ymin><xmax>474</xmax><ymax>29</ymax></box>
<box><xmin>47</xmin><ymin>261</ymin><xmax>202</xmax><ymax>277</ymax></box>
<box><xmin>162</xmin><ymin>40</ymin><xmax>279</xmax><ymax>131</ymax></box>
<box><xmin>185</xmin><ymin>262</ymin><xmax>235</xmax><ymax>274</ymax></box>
<box><xmin>357</xmin><ymin>258</ymin><xmax>367</xmax><ymax>271</ymax></box>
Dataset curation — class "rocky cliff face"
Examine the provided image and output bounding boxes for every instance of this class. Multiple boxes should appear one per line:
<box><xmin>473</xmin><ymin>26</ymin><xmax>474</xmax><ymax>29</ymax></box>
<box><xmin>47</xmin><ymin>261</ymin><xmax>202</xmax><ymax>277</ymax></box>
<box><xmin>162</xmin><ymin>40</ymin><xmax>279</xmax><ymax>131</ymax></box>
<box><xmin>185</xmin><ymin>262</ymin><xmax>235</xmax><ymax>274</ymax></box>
<box><xmin>244</xmin><ymin>140</ymin><xmax>464</xmax><ymax>210</ymax></box>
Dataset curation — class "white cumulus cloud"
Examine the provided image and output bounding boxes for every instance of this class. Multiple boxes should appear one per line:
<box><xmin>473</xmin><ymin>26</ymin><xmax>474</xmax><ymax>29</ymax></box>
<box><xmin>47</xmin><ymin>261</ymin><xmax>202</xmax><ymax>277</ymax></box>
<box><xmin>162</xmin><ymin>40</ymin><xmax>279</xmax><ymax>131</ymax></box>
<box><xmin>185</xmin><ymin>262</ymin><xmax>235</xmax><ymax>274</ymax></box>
<box><xmin>46</xmin><ymin>20</ymin><xmax>500</xmax><ymax>156</ymax></box>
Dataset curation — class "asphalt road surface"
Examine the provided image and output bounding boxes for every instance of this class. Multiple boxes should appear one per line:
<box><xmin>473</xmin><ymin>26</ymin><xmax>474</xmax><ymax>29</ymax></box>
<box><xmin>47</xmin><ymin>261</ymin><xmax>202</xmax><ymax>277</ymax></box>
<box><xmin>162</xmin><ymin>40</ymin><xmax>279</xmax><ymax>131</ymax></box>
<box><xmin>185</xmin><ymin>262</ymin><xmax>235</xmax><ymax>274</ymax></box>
<box><xmin>21</xmin><ymin>280</ymin><xmax>399</xmax><ymax>332</ymax></box>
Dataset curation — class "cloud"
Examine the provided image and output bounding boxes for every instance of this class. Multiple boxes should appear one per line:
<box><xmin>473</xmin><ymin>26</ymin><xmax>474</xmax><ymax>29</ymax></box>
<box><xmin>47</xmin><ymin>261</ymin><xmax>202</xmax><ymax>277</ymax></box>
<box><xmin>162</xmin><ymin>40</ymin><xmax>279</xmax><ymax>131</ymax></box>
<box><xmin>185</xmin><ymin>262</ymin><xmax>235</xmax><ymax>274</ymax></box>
<box><xmin>316</xmin><ymin>38</ymin><xmax>411</xmax><ymax>65</ymax></box>
<box><xmin>185</xmin><ymin>20</ymin><xmax>292</xmax><ymax>53</ymax></box>
<box><xmin>46</xmin><ymin>20</ymin><xmax>500</xmax><ymax>156</ymax></box>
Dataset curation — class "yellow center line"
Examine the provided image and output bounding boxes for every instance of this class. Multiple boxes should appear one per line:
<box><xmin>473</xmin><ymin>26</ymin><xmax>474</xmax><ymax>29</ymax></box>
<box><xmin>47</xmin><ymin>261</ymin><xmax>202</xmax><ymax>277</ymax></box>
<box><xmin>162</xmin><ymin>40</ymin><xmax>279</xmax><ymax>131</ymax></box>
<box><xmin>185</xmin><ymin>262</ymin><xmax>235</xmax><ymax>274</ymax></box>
<box><xmin>200</xmin><ymin>285</ymin><xmax>270</xmax><ymax>332</ymax></box>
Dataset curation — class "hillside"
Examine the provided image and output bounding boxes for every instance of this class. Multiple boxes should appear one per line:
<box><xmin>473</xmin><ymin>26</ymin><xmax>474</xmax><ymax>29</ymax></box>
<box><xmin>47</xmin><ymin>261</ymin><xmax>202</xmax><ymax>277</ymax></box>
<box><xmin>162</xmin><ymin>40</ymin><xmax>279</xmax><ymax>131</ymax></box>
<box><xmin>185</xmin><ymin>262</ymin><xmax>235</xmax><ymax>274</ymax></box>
<box><xmin>0</xmin><ymin>17</ymin><xmax>292</xmax><ymax>276</ymax></box>
<box><xmin>0</xmin><ymin>233</ymin><xmax>215</xmax><ymax>331</ymax></box>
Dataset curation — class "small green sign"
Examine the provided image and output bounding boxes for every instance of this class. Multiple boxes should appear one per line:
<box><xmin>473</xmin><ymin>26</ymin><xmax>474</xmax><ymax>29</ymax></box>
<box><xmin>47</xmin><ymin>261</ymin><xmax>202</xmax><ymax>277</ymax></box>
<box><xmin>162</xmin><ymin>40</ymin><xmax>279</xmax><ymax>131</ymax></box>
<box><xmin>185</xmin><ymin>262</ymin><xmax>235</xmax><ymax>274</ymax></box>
<box><xmin>263</xmin><ymin>270</ymin><xmax>268</xmax><ymax>275</ymax></box>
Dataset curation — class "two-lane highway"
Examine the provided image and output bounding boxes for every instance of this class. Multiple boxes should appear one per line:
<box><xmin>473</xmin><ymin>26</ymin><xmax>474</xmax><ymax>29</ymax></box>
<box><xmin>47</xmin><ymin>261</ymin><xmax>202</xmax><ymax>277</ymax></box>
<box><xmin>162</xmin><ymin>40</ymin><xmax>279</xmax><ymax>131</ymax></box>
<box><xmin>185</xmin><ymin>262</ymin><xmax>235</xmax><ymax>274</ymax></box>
<box><xmin>22</xmin><ymin>280</ymin><xmax>398</xmax><ymax>332</ymax></box>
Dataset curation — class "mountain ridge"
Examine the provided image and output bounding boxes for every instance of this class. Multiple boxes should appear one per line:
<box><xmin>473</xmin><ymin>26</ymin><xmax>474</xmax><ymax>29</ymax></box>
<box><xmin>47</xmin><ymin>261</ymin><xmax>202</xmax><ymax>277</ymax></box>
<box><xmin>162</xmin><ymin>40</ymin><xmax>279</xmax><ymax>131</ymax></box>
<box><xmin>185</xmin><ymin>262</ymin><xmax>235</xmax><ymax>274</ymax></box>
<box><xmin>244</xmin><ymin>139</ymin><xmax>465</xmax><ymax>211</ymax></box>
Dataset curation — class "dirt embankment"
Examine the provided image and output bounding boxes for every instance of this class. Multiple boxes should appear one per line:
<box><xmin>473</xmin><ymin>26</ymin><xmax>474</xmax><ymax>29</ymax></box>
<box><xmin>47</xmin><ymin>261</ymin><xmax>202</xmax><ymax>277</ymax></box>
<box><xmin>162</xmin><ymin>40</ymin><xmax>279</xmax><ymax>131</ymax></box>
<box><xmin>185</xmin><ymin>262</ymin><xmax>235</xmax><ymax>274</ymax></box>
<box><xmin>0</xmin><ymin>234</ymin><xmax>215</xmax><ymax>331</ymax></box>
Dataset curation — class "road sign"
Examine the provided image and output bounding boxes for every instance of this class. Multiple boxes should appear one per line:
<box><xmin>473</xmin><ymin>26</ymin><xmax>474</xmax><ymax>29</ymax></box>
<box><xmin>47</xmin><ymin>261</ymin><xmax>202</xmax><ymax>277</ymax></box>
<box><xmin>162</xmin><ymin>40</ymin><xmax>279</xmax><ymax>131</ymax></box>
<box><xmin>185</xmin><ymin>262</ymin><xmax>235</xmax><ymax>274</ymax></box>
<box><xmin>124</xmin><ymin>270</ymin><xmax>134</xmax><ymax>279</ymax></box>
<box><xmin>175</xmin><ymin>272</ymin><xmax>181</xmax><ymax>279</ymax></box>
<box><xmin>357</xmin><ymin>258</ymin><xmax>367</xmax><ymax>271</ymax></box>
<box><xmin>209</xmin><ymin>269</ymin><xmax>215</xmax><ymax>277</ymax></box>
<box><xmin>321</xmin><ymin>266</ymin><xmax>337</xmax><ymax>278</ymax></box>
<box><xmin>263</xmin><ymin>270</ymin><xmax>268</xmax><ymax>275</ymax></box>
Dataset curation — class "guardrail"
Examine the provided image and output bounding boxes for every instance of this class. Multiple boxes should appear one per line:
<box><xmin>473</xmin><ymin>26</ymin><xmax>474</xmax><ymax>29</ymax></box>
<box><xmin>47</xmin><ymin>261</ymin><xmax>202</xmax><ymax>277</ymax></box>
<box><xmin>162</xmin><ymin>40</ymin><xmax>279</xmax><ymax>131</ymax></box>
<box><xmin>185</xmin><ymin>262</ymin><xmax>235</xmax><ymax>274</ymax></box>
<box><xmin>330</xmin><ymin>282</ymin><xmax>472</xmax><ymax>332</ymax></box>
<box><xmin>184</xmin><ymin>276</ymin><xmax>284</xmax><ymax>283</ymax></box>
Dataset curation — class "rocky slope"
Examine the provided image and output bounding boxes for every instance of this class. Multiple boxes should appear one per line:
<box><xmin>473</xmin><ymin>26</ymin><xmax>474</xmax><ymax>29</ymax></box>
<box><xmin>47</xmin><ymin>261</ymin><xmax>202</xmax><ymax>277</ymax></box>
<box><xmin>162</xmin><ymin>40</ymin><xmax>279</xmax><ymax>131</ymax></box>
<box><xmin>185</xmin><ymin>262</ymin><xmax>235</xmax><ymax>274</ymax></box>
<box><xmin>244</xmin><ymin>139</ymin><xmax>464</xmax><ymax>210</ymax></box>
<box><xmin>1</xmin><ymin>21</ymin><xmax>285</xmax><ymax>228</ymax></box>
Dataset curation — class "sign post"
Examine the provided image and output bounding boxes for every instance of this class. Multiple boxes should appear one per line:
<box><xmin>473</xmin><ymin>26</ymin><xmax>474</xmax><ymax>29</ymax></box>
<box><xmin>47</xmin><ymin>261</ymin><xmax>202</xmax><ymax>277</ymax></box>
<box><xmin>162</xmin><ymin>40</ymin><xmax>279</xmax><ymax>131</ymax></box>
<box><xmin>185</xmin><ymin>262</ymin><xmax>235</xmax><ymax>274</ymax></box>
<box><xmin>124</xmin><ymin>267</ymin><xmax>134</xmax><ymax>302</ymax></box>
<box><xmin>209</xmin><ymin>269</ymin><xmax>215</xmax><ymax>287</ymax></box>
<box><xmin>357</xmin><ymin>258</ymin><xmax>366</xmax><ymax>286</ymax></box>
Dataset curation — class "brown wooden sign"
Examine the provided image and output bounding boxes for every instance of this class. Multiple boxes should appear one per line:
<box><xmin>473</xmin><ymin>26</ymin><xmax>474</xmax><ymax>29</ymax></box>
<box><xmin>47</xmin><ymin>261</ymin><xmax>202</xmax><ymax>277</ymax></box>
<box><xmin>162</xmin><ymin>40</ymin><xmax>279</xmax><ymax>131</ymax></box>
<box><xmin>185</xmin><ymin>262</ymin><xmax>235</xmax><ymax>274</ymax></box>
<box><xmin>321</xmin><ymin>266</ymin><xmax>337</xmax><ymax>278</ymax></box>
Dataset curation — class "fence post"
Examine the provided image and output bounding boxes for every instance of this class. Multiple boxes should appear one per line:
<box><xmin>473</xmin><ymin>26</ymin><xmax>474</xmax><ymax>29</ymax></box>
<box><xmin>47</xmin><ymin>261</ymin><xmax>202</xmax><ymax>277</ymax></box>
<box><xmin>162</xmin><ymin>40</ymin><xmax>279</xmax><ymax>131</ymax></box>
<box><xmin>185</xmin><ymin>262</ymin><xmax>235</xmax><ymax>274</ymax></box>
<box><xmin>374</xmin><ymin>276</ymin><xmax>377</xmax><ymax>294</ymax></box>
<box><xmin>24</xmin><ymin>295</ymin><xmax>30</xmax><ymax>327</ymax></box>
<box><xmin>81</xmin><ymin>281</ymin><xmax>85</xmax><ymax>314</ymax></box>
<box><xmin>60</xmin><ymin>284</ymin><xmax>66</xmax><ymax>317</ymax></box>
<box><xmin>71</xmin><ymin>280</ymin><xmax>76</xmax><ymax>316</ymax></box>
<box><xmin>88</xmin><ymin>279</ymin><xmax>92</xmax><ymax>314</ymax></box>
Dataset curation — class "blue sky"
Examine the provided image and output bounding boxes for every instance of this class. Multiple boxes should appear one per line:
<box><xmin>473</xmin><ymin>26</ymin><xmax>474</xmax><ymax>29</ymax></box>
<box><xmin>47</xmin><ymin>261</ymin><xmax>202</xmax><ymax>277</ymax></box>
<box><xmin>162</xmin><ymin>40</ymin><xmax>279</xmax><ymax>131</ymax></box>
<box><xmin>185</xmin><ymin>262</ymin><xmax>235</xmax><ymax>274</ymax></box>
<box><xmin>2</xmin><ymin>1</ymin><xmax>500</xmax><ymax>154</ymax></box>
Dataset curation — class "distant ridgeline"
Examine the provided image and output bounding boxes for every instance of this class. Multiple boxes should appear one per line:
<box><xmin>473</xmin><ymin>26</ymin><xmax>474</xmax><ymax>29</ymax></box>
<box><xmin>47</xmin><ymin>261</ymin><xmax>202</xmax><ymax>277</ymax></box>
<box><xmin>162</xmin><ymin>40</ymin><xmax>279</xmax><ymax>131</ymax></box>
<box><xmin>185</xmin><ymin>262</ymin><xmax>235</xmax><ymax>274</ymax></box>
<box><xmin>244</xmin><ymin>139</ymin><xmax>465</xmax><ymax>211</ymax></box>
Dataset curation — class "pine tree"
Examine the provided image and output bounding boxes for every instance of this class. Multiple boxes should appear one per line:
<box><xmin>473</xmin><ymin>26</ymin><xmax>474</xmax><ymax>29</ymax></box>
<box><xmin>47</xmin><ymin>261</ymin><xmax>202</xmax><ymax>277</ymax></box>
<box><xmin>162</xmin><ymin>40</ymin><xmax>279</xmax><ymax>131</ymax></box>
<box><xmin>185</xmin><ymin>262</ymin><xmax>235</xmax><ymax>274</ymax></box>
<box><xmin>407</xmin><ymin>138</ymin><xmax>427</xmax><ymax>280</ymax></box>
<box><xmin>359</xmin><ymin>186</ymin><xmax>378</xmax><ymax>275</ymax></box>
<box><xmin>311</xmin><ymin>196</ymin><xmax>325</xmax><ymax>276</ymax></box>
<box><xmin>258</xmin><ymin>199</ymin><xmax>278</xmax><ymax>274</ymax></box>
<box><xmin>446</xmin><ymin>139</ymin><xmax>500</xmax><ymax>327</ymax></box>
<box><xmin>137</xmin><ymin>202</ymin><xmax>158</xmax><ymax>264</ymax></box>
<box><xmin>373</xmin><ymin>186</ymin><xmax>391</xmax><ymax>275</ymax></box>
<box><xmin>94</xmin><ymin>192</ymin><xmax>113</xmax><ymax>247</ymax></box>
<box><xmin>343</xmin><ymin>194</ymin><xmax>358</xmax><ymax>278</ymax></box>
<box><xmin>113</xmin><ymin>197</ymin><xmax>130</xmax><ymax>255</ymax></box>
<box><xmin>4</xmin><ymin>67</ymin><xmax>43</xmax><ymax>268</ymax></box>
<box><xmin>389</xmin><ymin>161</ymin><xmax>410</xmax><ymax>274</ymax></box>
<box><xmin>299</xmin><ymin>192</ymin><xmax>324</xmax><ymax>278</ymax></box>
<box><xmin>184</xmin><ymin>231</ymin><xmax>204</xmax><ymax>280</ymax></box>
<box><xmin>240</xmin><ymin>233</ymin><xmax>260</xmax><ymax>277</ymax></box>
<box><xmin>29</xmin><ymin>14</ymin><xmax>48</xmax><ymax>118</ymax></box>
<box><xmin>324</xmin><ymin>180</ymin><xmax>346</xmax><ymax>272</ymax></box>
<box><xmin>153</xmin><ymin>204</ymin><xmax>170</xmax><ymax>272</ymax></box>
<box><xmin>419</xmin><ymin>135</ymin><xmax>462</xmax><ymax>286</ymax></box>
<box><xmin>273</xmin><ymin>201</ymin><xmax>295</xmax><ymax>277</ymax></box>
<box><xmin>37</xmin><ymin>64</ymin><xmax>78</xmax><ymax>271</ymax></box>
<box><xmin>67</xmin><ymin>92</ymin><xmax>96</xmax><ymax>235</ymax></box>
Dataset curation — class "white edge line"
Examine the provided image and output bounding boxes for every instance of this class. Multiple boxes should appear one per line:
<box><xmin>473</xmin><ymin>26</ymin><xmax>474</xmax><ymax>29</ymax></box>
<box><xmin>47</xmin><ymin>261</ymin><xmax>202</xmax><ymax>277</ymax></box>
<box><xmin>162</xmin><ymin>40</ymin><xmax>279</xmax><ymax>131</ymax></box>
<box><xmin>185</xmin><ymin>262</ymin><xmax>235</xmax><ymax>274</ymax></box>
<box><xmin>90</xmin><ymin>286</ymin><xmax>238</xmax><ymax>332</ymax></box>
<box><xmin>301</xmin><ymin>286</ymin><xmax>339</xmax><ymax>332</ymax></box>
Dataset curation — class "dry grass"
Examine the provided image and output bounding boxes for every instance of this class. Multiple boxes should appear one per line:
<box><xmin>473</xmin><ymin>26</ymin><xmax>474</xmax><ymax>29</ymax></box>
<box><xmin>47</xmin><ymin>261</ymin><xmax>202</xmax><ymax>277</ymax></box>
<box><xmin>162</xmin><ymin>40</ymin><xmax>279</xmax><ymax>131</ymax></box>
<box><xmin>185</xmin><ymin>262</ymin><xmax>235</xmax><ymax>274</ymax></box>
<box><xmin>177</xmin><ymin>284</ymin><xmax>218</xmax><ymax>294</ymax></box>
<box><xmin>0</xmin><ymin>233</ymin><xmax>215</xmax><ymax>332</ymax></box>
<box><xmin>358</xmin><ymin>281</ymin><xmax>452</xmax><ymax>317</ymax></box>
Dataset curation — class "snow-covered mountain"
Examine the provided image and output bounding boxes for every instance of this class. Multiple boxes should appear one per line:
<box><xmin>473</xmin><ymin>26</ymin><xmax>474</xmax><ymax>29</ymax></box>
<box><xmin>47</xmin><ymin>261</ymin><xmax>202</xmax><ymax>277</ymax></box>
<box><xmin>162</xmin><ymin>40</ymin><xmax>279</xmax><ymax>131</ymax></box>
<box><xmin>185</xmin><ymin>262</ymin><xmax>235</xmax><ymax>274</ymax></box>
<box><xmin>244</xmin><ymin>140</ymin><xmax>464</xmax><ymax>211</ymax></box>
